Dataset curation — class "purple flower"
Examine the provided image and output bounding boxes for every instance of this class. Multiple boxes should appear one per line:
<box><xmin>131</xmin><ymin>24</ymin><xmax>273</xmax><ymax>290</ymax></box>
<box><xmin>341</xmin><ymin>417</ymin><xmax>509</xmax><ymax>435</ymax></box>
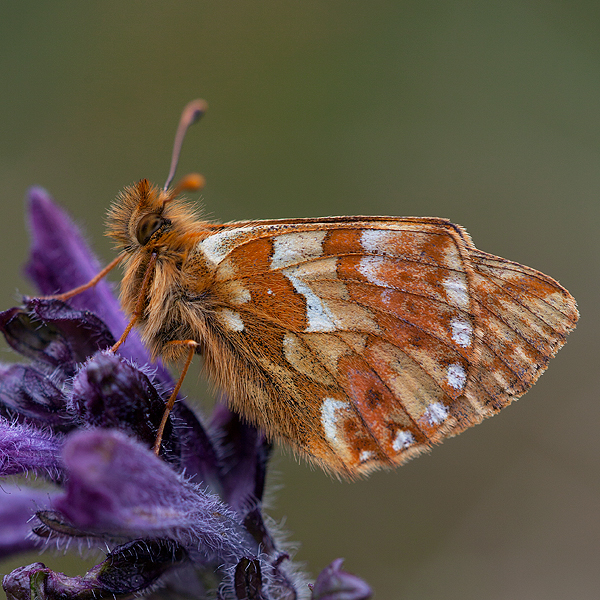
<box><xmin>0</xmin><ymin>188</ymin><xmax>371</xmax><ymax>599</ymax></box>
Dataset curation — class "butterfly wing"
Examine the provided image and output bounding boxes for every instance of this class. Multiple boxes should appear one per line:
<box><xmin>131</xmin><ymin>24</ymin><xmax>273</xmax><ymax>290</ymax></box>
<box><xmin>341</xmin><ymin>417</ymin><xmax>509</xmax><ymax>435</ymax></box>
<box><xmin>182</xmin><ymin>217</ymin><xmax>578</xmax><ymax>477</ymax></box>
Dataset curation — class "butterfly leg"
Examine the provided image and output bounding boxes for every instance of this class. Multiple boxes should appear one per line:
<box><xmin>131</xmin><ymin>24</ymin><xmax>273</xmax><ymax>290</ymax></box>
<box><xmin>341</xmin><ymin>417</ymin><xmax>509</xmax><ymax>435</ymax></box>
<box><xmin>153</xmin><ymin>340</ymin><xmax>198</xmax><ymax>455</ymax></box>
<box><xmin>111</xmin><ymin>253</ymin><xmax>158</xmax><ymax>352</ymax></box>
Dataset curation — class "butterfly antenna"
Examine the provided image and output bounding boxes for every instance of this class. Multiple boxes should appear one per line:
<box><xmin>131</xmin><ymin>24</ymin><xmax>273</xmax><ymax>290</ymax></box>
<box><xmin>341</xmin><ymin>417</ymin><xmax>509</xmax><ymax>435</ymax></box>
<box><xmin>164</xmin><ymin>99</ymin><xmax>208</xmax><ymax>191</ymax></box>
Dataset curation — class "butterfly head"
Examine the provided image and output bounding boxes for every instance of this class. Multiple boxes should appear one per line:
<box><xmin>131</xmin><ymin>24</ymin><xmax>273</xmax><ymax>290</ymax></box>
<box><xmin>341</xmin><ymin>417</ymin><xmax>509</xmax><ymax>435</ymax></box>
<box><xmin>106</xmin><ymin>174</ymin><xmax>205</xmax><ymax>255</ymax></box>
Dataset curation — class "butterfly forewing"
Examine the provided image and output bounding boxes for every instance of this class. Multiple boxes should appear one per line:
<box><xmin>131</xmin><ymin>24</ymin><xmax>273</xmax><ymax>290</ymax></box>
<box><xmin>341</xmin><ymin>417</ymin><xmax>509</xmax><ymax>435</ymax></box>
<box><xmin>182</xmin><ymin>217</ymin><xmax>576</xmax><ymax>477</ymax></box>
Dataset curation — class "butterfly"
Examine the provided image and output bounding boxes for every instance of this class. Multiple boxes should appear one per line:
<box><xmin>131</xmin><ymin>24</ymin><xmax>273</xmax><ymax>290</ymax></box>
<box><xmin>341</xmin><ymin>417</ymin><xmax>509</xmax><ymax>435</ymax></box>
<box><xmin>61</xmin><ymin>101</ymin><xmax>580</xmax><ymax>478</ymax></box>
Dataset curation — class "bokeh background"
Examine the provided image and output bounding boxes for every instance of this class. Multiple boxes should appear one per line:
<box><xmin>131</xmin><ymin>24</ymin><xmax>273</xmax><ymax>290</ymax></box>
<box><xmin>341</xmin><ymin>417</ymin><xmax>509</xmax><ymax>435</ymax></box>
<box><xmin>0</xmin><ymin>2</ymin><xmax>598</xmax><ymax>599</ymax></box>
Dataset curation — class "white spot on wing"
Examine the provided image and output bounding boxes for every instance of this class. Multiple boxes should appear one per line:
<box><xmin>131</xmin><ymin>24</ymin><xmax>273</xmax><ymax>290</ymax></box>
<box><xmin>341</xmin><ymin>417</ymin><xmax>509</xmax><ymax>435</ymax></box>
<box><xmin>271</xmin><ymin>230</ymin><xmax>327</xmax><ymax>269</ymax></box>
<box><xmin>361</xmin><ymin>229</ymin><xmax>389</xmax><ymax>253</ymax></box>
<box><xmin>236</xmin><ymin>288</ymin><xmax>251</xmax><ymax>304</ymax></box>
<box><xmin>223</xmin><ymin>281</ymin><xmax>251</xmax><ymax>305</ymax></box>
<box><xmin>381</xmin><ymin>289</ymin><xmax>393</xmax><ymax>305</ymax></box>
<box><xmin>282</xmin><ymin>332</ymin><xmax>295</xmax><ymax>355</ymax></box>
<box><xmin>284</xmin><ymin>266</ymin><xmax>337</xmax><ymax>332</ymax></box>
<box><xmin>447</xmin><ymin>363</ymin><xmax>467</xmax><ymax>390</ymax></box>
<box><xmin>450</xmin><ymin>317</ymin><xmax>472</xmax><ymax>347</ymax></box>
<box><xmin>443</xmin><ymin>273</ymin><xmax>469</xmax><ymax>309</ymax></box>
<box><xmin>357</xmin><ymin>256</ymin><xmax>388</xmax><ymax>287</ymax></box>
<box><xmin>198</xmin><ymin>226</ymin><xmax>255</xmax><ymax>265</ymax></box>
<box><xmin>513</xmin><ymin>345</ymin><xmax>530</xmax><ymax>364</ymax></box>
<box><xmin>321</xmin><ymin>397</ymin><xmax>349</xmax><ymax>449</ymax></box>
<box><xmin>392</xmin><ymin>429</ymin><xmax>414</xmax><ymax>452</ymax></box>
<box><xmin>359</xmin><ymin>450</ymin><xmax>374</xmax><ymax>462</ymax></box>
<box><xmin>423</xmin><ymin>402</ymin><xmax>449</xmax><ymax>425</ymax></box>
<box><xmin>218</xmin><ymin>308</ymin><xmax>244</xmax><ymax>332</ymax></box>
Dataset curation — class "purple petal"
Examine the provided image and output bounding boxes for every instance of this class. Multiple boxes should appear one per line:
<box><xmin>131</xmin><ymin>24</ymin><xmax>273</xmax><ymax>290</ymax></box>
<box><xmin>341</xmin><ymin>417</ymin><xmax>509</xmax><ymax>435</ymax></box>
<box><xmin>210</xmin><ymin>404</ymin><xmax>272</xmax><ymax>513</ymax></box>
<box><xmin>171</xmin><ymin>401</ymin><xmax>221</xmax><ymax>486</ymax></box>
<box><xmin>24</xmin><ymin>187</ymin><xmax>173</xmax><ymax>386</ymax></box>
<box><xmin>27</xmin><ymin>299</ymin><xmax>116</xmax><ymax>363</ymax></box>
<box><xmin>0</xmin><ymin>363</ymin><xmax>70</xmax><ymax>431</ymax></box>
<box><xmin>0</xmin><ymin>300</ymin><xmax>114</xmax><ymax>377</ymax></box>
<box><xmin>54</xmin><ymin>429</ymin><xmax>251</xmax><ymax>562</ymax></box>
<box><xmin>0</xmin><ymin>305</ymin><xmax>72</xmax><ymax>374</ymax></box>
<box><xmin>25</xmin><ymin>188</ymin><xmax>125</xmax><ymax>343</ymax></box>
<box><xmin>0</xmin><ymin>487</ymin><xmax>54</xmax><ymax>558</ymax></box>
<box><xmin>311</xmin><ymin>559</ymin><xmax>372</xmax><ymax>600</ymax></box>
<box><xmin>0</xmin><ymin>418</ymin><xmax>62</xmax><ymax>477</ymax></box>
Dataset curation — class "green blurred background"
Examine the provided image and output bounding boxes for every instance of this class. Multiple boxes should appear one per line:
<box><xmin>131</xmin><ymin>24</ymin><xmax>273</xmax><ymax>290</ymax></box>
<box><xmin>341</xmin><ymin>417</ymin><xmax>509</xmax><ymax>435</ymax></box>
<box><xmin>0</xmin><ymin>2</ymin><xmax>598</xmax><ymax>598</ymax></box>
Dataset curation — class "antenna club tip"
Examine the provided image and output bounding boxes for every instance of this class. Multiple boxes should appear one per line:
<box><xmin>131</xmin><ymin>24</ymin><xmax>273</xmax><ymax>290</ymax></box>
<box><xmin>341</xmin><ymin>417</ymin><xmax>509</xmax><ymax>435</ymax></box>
<box><xmin>164</xmin><ymin>173</ymin><xmax>205</xmax><ymax>204</ymax></box>
<box><xmin>184</xmin><ymin>99</ymin><xmax>208</xmax><ymax>123</ymax></box>
<box><xmin>184</xmin><ymin>172</ymin><xmax>206</xmax><ymax>191</ymax></box>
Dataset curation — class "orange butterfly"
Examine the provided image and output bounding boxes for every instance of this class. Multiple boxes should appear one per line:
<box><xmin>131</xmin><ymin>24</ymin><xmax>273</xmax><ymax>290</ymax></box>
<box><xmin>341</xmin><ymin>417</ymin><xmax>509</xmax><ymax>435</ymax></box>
<box><xmin>59</xmin><ymin>101</ymin><xmax>579</xmax><ymax>478</ymax></box>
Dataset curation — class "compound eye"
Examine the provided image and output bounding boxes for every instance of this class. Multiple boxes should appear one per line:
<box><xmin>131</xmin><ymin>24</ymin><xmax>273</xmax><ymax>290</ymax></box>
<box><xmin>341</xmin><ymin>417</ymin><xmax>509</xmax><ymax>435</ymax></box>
<box><xmin>136</xmin><ymin>214</ymin><xmax>164</xmax><ymax>245</ymax></box>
